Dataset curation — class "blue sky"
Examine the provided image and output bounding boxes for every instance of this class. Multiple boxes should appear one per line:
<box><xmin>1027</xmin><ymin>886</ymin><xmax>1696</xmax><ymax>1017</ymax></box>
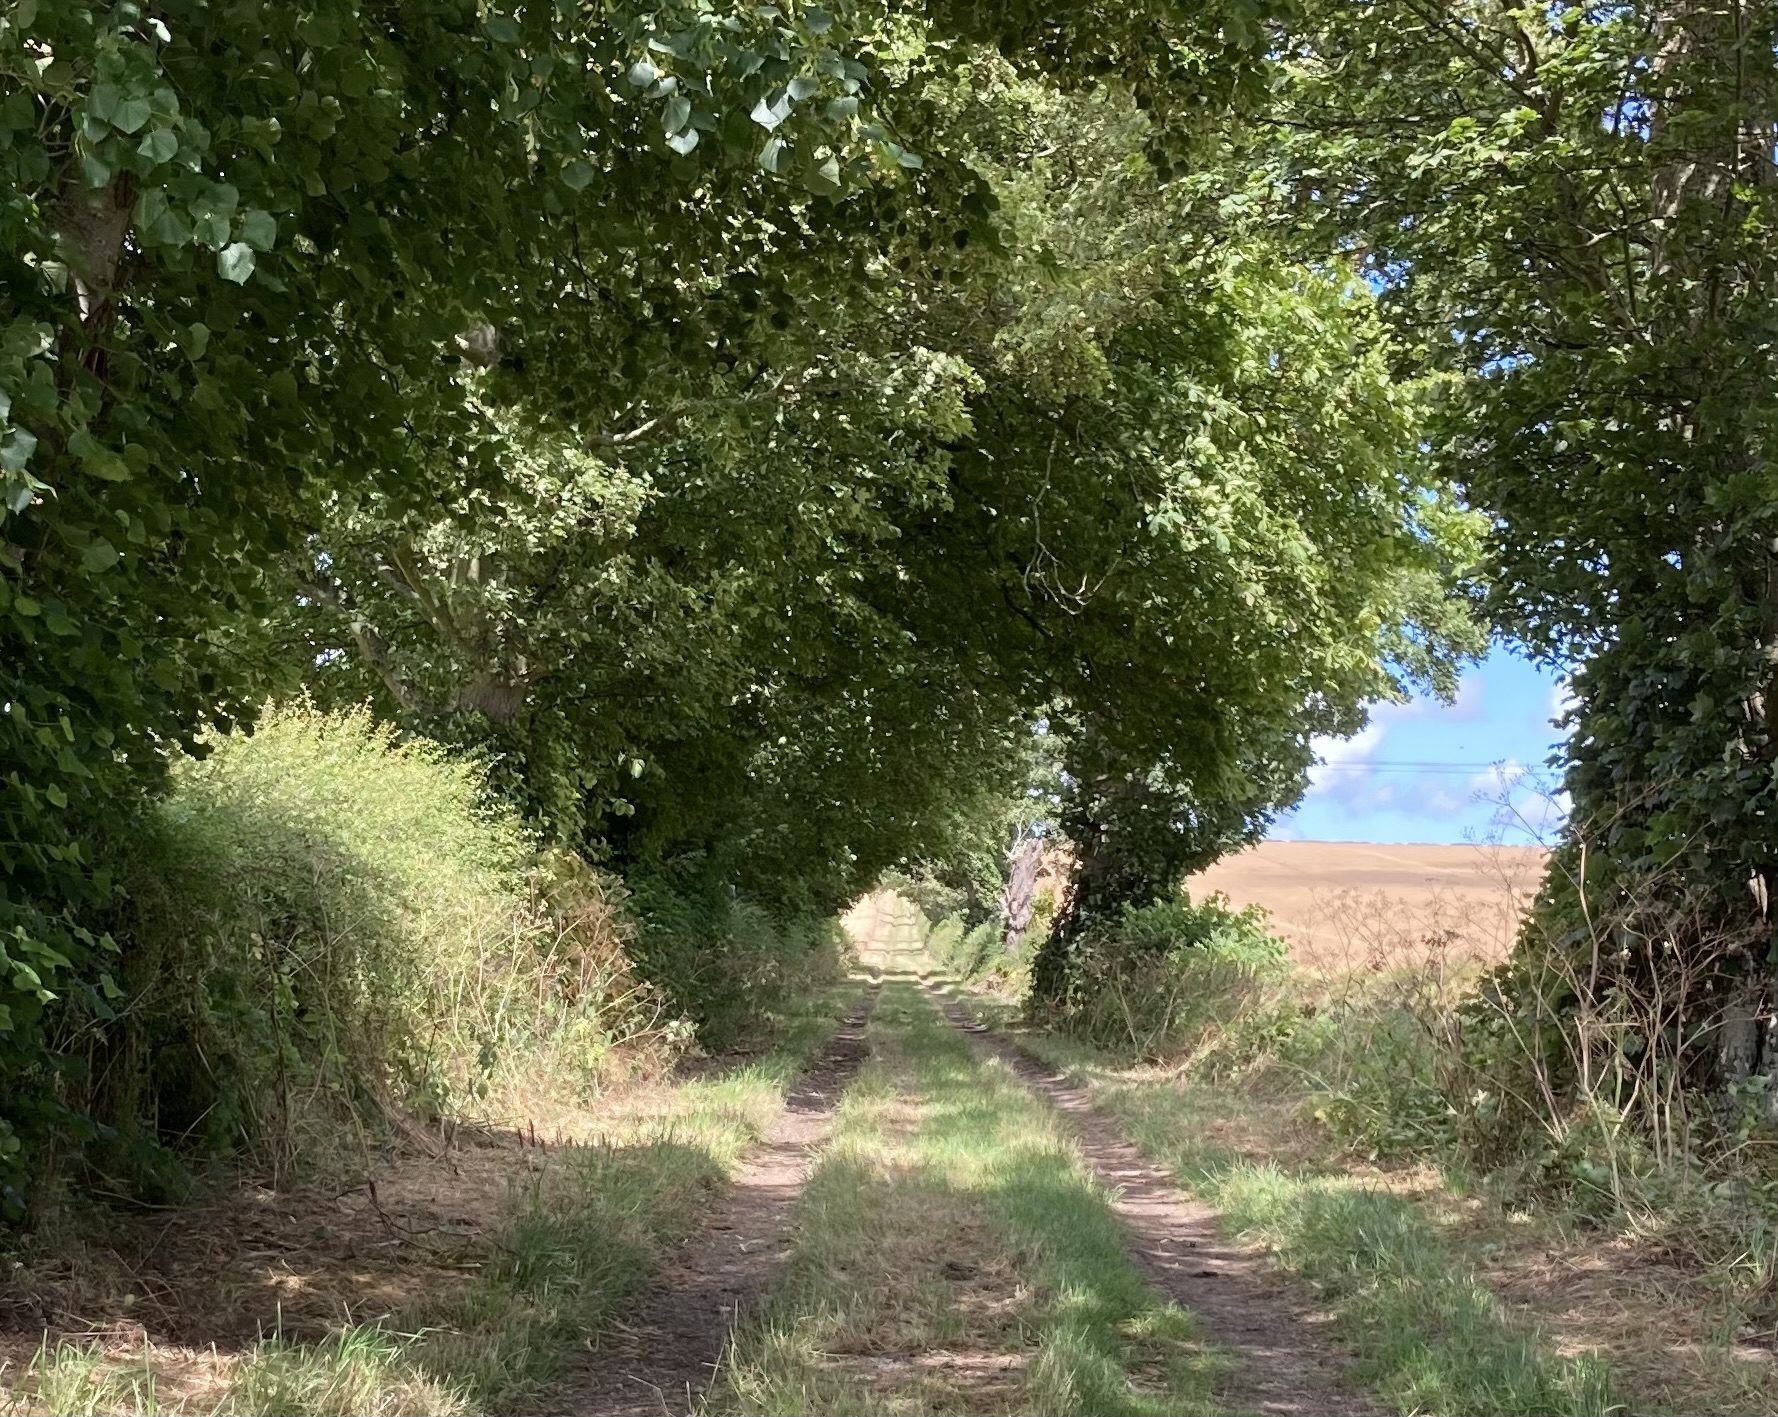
<box><xmin>1273</xmin><ymin>645</ymin><xmax>1573</xmax><ymax>845</ymax></box>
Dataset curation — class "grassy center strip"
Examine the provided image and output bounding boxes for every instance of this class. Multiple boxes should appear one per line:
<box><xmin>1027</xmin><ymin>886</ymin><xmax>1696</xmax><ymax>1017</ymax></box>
<box><xmin>712</xmin><ymin>980</ymin><xmax>1231</xmax><ymax>1417</ymax></box>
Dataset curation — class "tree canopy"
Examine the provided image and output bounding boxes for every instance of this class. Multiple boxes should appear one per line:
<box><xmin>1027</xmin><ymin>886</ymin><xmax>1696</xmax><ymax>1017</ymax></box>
<box><xmin>1</xmin><ymin>0</ymin><xmax>1484</xmax><ymax>1207</ymax></box>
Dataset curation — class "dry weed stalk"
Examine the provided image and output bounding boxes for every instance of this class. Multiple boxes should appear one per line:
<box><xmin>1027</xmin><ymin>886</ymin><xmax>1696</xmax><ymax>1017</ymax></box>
<box><xmin>1305</xmin><ymin>776</ymin><xmax>1775</xmax><ymax>1211</ymax></box>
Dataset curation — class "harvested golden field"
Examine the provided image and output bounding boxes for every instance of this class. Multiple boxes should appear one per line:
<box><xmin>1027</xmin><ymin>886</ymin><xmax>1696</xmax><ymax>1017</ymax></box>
<box><xmin>1187</xmin><ymin>840</ymin><xmax>1549</xmax><ymax>975</ymax></box>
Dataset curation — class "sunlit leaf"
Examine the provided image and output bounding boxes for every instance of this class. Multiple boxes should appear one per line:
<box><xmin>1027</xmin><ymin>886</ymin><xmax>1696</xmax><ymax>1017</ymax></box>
<box><xmin>217</xmin><ymin>241</ymin><xmax>255</xmax><ymax>284</ymax></box>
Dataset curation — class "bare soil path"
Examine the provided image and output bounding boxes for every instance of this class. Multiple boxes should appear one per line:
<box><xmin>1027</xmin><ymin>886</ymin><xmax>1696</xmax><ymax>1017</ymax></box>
<box><xmin>929</xmin><ymin>984</ymin><xmax>1382</xmax><ymax>1417</ymax></box>
<box><xmin>556</xmin><ymin>985</ymin><xmax>881</xmax><ymax>1417</ymax></box>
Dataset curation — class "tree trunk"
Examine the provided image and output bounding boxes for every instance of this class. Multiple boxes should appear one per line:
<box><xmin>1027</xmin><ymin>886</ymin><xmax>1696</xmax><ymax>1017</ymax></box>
<box><xmin>1000</xmin><ymin>836</ymin><xmax>1043</xmax><ymax>959</ymax></box>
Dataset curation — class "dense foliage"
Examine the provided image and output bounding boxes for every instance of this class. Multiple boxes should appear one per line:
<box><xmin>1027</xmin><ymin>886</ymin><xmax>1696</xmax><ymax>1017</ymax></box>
<box><xmin>1233</xmin><ymin>1</ymin><xmax>1778</xmax><ymax>1097</ymax></box>
<box><xmin>85</xmin><ymin>704</ymin><xmax>711</xmax><ymax>1197</ymax></box>
<box><xmin>0</xmin><ymin>0</ymin><xmax>1490</xmax><ymax>1213</ymax></box>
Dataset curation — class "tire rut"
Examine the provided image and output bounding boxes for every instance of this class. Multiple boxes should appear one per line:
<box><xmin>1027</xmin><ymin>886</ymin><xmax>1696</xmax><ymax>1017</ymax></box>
<box><xmin>929</xmin><ymin>985</ymin><xmax>1382</xmax><ymax>1417</ymax></box>
<box><xmin>556</xmin><ymin>985</ymin><xmax>881</xmax><ymax>1417</ymax></box>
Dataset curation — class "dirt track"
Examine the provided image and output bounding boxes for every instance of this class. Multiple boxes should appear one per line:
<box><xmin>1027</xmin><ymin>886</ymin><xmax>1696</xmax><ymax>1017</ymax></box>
<box><xmin>929</xmin><ymin>986</ymin><xmax>1379</xmax><ymax>1417</ymax></box>
<box><xmin>564</xmin><ymin>895</ymin><xmax>1395</xmax><ymax>1417</ymax></box>
<box><xmin>559</xmin><ymin>986</ymin><xmax>880</xmax><ymax>1416</ymax></box>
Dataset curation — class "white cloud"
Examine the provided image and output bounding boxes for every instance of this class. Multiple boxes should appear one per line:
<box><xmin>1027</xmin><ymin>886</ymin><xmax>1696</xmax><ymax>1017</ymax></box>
<box><xmin>1422</xmin><ymin>786</ymin><xmax>1465</xmax><ymax>815</ymax></box>
<box><xmin>1449</xmin><ymin>674</ymin><xmax>1486</xmax><ymax>721</ymax></box>
<box><xmin>1304</xmin><ymin>722</ymin><xmax>1398</xmax><ymax>814</ymax></box>
<box><xmin>1309</xmin><ymin>721</ymin><xmax>1386</xmax><ymax>780</ymax></box>
<box><xmin>1468</xmin><ymin>757</ymin><xmax>1528</xmax><ymax>795</ymax></box>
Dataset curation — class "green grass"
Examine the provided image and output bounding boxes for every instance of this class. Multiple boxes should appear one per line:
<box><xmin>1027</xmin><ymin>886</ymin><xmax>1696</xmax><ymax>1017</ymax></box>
<box><xmin>2</xmin><ymin>985</ymin><xmax>857</xmax><ymax>1417</ymax></box>
<box><xmin>416</xmin><ymin>994</ymin><xmax>863</xmax><ymax>1409</ymax></box>
<box><xmin>712</xmin><ymin>979</ymin><xmax>1231</xmax><ymax>1417</ymax></box>
<box><xmin>4</xmin><ymin>1328</ymin><xmax>462</xmax><ymax>1417</ymax></box>
<box><xmin>1008</xmin><ymin>1029</ymin><xmax>1620</xmax><ymax>1417</ymax></box>
<box><xmin>4</xmin><ymin>1341</ymin><xmax>173</xmax><ymax>1417</ymax></box>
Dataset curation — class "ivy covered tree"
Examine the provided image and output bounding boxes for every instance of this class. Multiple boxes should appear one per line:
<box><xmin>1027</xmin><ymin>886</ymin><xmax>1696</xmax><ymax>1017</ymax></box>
<box><xmin>1246</xmin><ymin>0</ymin><xmax>1778</xmax><ymax>1093</ymax></box>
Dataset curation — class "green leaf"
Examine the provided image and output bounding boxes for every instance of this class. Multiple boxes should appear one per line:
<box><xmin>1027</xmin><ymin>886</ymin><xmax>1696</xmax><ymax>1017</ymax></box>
<box><xmin>0</xmin><ymin>428</ymin><xmax>35</xmax><ymax>474</ymax></box>
<box><xmin>561</xmin><ymin>159</ymin><xmax>596</xmax><ymax>191</ymax></box>
<box><xmin>628</xmin><ymin>60</ymin><xmax>658</xmax><ymax>87</ymax></box>
<box><xmin>81</xmin><ymin>538</ymin><xmax>119</xmax><ymax>574</ymax></box>
<box><xmin>807</xmin><ymin>153</ymin><xmax>841</xmax><ymax>193</ymax></box>
<box><xmin>758</xmin><ymin>136</ymin><xmax>791</xmax><ymax>174</ymax></box>
<box><xmin>43</xmin><ymin>784</ymin><xmax>66</xmax><ymax>808</ymax></box>
<box><xmin>0</xmin><ymin>89</ymin><xmax>32</xmax><ymax>132</ymax></box>
<box><xmin>667</xmin><ymin>127</ymin><xmax>700</xmax><ymax>155</ymax></box>
<box><xmin>752</xmin><ymin>90</ymin><xmax>792</xmax><ymax>130</ymax></box>
<box><xmin>12</xmin><ymin>596</ymin><xmax>38</xmax><ymax>617</ymax></box>
<box><xmin>240</xmin><ymin>208</ymin><xmax>277</xmax><ymax>250</ymax></box>
<box><xmin>485</xmin><ymin>14</ymin><xmax>522</xmax><ymax>43</ymax></box>
<box><xmin>80</xmin><ymin>152</ymin><xmax>111</xmax><ymax>188</ymax></box>
<box><xmin>663</xmin><ymin>94</ymin><xmax>692</xmax><ymax>134</ymax></box>
<box><xmin>804</xmin><ymin>5</ymin><xmax>834</xmax><ymax>33</ymax></box>
<box><xmin>137</xmin><ymin>129</ymin><xmax>178</xmax><ymax>164</ymax></box>
<box><xmin>824</xmin><ymin>95</ymin><xmax>858</xmax><ymax>121</ymax></box>
<box><xmin>68</xmin><ymin>428</ymin><xmax>131</xmax><ymax>481</ymax></box>
<box><xmin>86</xmin><ymin>83</ymin><xmax>120</xmax><ymax>123</ymax></box>
<box><xmin>149</xmin><ymin>206</ymin><xmax>192</xmax><ymax>246</ymax></box>
<box><xmin>112</xmin><ymin>96</ymin><xmax>151</xmax><ymax>134</ymax></box>
<box><xmin>218</xmin><ymin>241</ymin><xmax>255</xmax><ymax>284</ymax></box>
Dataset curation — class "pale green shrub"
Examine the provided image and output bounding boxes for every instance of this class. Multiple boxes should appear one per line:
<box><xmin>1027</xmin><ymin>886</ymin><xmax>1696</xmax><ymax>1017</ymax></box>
<box><xmin>1046</xmin><ymin>897</ymin><xmax>1289</xmax><ymax>1060</ymax></box>
<box><xmin>80</xmin><ymin>703</ymin><xmax>685</xmax><ymax>1192</ymax></box>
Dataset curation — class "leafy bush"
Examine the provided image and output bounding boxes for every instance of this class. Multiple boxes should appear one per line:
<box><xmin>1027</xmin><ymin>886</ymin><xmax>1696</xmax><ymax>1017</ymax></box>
<box><xmin>924</xmin><ymin>915</ymin><xmax>967</xmax><ymax>969</ymax></box>
<box><xmin>927</xmin><ymin>916</ymin><xmax>1026</xmax><ymax>986</ymax></box>
<box><xmin>956</xmin><ymin>920</ymin><xmax>1007</xmax><ymax>979</ymax></box>
<box><xmin>65</xmin><ymin>704</ymin><xmax>687</xmax><ymax>1196</ymax></box>
<box><xmin>625</xmin><ymin>862</ymin><xmax>849</xmax><ymax>1053</ymax></box>
<box><xmin>1282</xmin><ymin>996</ymin><xmax>1465</xmax><ymax>1158</ymax></box>
<box><xmin>1039</xmin><ymin>897</ymin><xmax>1288</xmax><ymax>1058</ymax></box>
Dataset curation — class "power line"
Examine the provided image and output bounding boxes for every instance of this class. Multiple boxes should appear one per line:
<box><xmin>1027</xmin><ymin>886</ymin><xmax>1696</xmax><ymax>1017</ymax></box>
<box><xmin>1312</xmin><ymin>760</ymin><xmax>1549</xmax><ymax>773</ymax></box>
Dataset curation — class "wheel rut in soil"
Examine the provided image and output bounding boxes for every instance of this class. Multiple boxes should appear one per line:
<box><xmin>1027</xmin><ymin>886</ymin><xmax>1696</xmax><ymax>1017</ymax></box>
<box><xmin>929</xmin><ymin>985</ymin><xmax>1382</xmax><ymax>1417</ymax></box>
<box><xmin>557</xmin><ymin>984</ymin><xmax>881</xmax><ymax>1417</ymax></box>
